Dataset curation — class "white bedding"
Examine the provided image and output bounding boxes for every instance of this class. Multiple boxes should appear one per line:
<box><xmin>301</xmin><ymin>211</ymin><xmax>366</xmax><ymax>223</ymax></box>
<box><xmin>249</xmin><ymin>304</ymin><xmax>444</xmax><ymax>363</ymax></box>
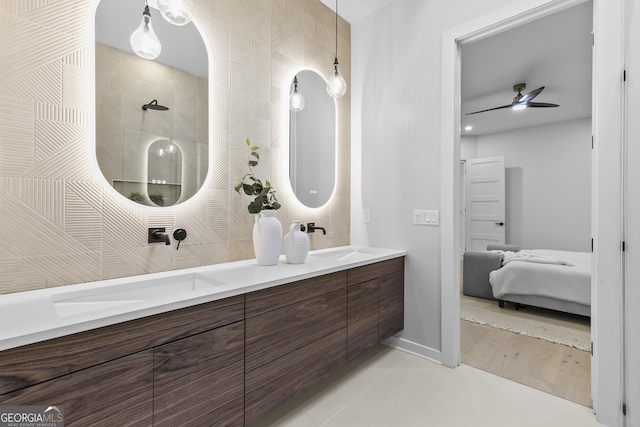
<box><xmin>501</xmin><ymin>249</ymin><xmax>575</xmax><ymax>266</ymax></box>
<box><xmin>489</xmin><ymin>249</ymin><xmax>591</xmax><ymax>306</ymax></box>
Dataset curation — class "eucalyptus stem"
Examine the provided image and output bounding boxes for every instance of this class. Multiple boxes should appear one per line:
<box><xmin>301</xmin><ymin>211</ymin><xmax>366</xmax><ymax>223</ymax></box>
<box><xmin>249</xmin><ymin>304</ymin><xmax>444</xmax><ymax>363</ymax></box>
<box><xmin>234</xmin><ymin>138</ymin><xmax>281</xmax><ymax>214</ymax></box>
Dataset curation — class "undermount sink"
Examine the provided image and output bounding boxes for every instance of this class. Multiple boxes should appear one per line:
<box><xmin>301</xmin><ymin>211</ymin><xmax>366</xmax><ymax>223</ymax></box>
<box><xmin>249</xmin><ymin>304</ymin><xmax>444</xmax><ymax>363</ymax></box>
<box><xmin>310</xmin><ymin>247</ymin><xmax>378</xmax><ymax>262</ymax></box>
<box><xmin>52</xmin><ymin>273</ymin><xmax>226</xmax><ymax>317</ymax></box>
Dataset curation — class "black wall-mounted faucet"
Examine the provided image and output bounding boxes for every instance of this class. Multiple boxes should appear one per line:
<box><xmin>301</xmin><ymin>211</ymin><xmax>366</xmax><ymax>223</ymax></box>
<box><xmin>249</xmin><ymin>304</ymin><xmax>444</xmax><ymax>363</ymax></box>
<box><xmin>306</xmin><ymin>223</ymin><xmax>326</xmax><ymax>235</ymax></box>
<box><xmin>148</xmin><ymin>227</ymin><xmax>171</xmax><ymax>245</ymax></box>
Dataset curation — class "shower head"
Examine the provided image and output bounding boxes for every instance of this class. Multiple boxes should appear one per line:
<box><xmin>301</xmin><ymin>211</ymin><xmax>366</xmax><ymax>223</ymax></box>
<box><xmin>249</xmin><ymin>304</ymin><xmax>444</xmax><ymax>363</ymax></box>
<box><xmin>142</xmin><ymin>99</ymin><xmax>169</xmax><ymax>111</ymax></box>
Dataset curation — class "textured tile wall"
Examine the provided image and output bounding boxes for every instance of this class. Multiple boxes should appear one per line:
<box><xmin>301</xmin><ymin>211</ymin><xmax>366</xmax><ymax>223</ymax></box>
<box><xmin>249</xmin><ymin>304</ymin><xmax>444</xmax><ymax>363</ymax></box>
<box><xmin>0</xmin><ymin>0</ymin><xmax>351</xmax><ymax>294</ymax></box>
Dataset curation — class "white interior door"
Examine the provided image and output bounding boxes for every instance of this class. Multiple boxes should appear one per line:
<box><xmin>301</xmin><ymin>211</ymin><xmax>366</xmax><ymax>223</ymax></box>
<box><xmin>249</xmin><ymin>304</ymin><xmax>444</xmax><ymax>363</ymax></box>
<box><xmin>464</xmin><ymin>156</ymin><xmax>505</xmax><ymax>251</ymax></box>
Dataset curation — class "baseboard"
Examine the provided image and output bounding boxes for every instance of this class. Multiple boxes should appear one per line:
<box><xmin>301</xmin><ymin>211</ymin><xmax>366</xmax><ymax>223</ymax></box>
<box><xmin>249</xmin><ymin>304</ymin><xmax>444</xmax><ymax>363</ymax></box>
<box><xmin>382</xmin><ymin>336</ymin><xmax>442</xmax><ymax>364</ymax></box>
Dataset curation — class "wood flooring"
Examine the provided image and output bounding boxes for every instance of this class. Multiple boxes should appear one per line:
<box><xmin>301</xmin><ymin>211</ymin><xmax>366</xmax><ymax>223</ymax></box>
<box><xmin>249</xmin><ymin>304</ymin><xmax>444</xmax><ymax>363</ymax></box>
<box><xmin>461</xmin><ymin>319</ymin><xmax>592</xmax><ymax>408</ymax></box>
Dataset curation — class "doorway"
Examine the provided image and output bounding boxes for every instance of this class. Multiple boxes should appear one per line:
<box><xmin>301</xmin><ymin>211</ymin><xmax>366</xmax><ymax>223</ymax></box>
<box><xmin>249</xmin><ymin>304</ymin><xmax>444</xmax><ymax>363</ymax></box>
<box><xmin>460</xmin><ymin>0</ymin><xmax>593</xmax><ymax>405</ymax></box>
<box><xmin>440</xmin><ymin>0</ymin><xmax>626</xmax><ymax>422</ymax></box>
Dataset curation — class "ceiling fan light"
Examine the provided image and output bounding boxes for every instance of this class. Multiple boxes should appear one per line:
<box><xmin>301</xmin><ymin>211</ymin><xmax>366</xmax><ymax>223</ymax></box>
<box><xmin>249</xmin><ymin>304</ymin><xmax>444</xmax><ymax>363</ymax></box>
<box><xmin>157</xmin><ymin>0</ymin><xmax>194</xmax><ymax>26</ymax></box>
<box><xmin>512</xmin><ymin>104</ymin><xmax>527</xmax><ymax>111</ymax></box>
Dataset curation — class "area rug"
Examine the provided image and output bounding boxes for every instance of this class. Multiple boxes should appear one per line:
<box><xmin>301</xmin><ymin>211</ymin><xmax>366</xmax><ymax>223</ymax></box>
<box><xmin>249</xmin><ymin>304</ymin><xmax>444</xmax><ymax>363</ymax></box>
<box><xmin>460</xmin><ymin>294</ymin><xmax>591</xmax><ymax>351</ymax></box>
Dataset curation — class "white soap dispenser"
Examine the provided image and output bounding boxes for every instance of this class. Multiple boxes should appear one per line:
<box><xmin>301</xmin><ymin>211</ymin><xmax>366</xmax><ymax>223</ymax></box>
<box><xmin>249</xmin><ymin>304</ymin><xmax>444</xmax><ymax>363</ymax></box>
<box><xmin>283</xmin><ymin>220</ymin><xmax>309</xmax><ymax>264</ymax></box>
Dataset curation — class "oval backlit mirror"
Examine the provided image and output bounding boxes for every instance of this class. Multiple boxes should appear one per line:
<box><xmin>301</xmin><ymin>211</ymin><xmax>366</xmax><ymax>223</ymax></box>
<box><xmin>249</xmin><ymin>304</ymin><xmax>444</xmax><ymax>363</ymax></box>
<box><xmin>289</xmin><ymin>70</ymin><xmax>336</xmax><ymax>208</ymax></box>
<box><xmin>95</xmin><ymin>0</ymin><xmax>208</xmax><ymax>207</ymax></box>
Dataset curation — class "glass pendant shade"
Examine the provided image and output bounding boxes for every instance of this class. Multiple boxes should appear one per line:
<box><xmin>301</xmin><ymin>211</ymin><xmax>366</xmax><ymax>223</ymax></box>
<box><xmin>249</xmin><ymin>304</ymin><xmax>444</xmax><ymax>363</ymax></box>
<box><xmin>130</xmin><ymin>6</ymin><xmax>161</xmax><ymax>60</ymax></box>
<box><xmin>290</xmin><ymin>77</ymin><xmax>305</xmax><ymax>111</ymax></box>
<box><xmin>157</xmin><ymin>0</ymin><xmax>194</xmax><ymax>26</ymax></box>
<box><xmin>326</xmin><ymin>58</ymin><xmax>347</xmax><ymax>98</ymax></box>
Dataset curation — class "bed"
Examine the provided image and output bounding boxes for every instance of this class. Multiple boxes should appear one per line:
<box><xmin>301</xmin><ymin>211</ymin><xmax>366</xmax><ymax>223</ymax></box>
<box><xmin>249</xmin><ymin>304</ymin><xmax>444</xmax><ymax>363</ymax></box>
<box><xmin>462</xmin><ymin>246</ymin><xmax>591</xmax><ymax>317</ymax></box>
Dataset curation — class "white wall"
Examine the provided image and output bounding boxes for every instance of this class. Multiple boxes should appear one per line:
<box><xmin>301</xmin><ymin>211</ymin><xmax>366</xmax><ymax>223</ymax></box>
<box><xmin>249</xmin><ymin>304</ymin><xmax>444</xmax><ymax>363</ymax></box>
<box><xmin>459</xmin><ymin>136</ymin><xmax>478</xmax><ymax>160</ymax></box>
<box><xmin>474</xmin><ymin>118</ymin><xmax>591</xmax><ymax>251</ymax></box>
<box><xmin>351</xmin><ymin>0</ymin><xmax>514</xmax><ymax>359</ymax></box>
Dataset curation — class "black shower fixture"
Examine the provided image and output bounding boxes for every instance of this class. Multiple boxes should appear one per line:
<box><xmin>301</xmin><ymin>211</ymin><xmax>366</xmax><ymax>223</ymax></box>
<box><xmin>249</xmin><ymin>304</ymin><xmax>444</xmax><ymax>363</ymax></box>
<box><xmin>142</xmin><ymin>99</ymin><xmax>169</xmax><ymax>111</ymax></box>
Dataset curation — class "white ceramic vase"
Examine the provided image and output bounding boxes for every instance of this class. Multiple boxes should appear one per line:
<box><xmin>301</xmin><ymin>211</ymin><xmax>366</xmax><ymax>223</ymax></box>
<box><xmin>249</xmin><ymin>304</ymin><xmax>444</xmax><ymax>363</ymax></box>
<box><xmin>253</xmin><ymin>210</ymin><xmax>283</xmax><ymax>266</ymax></box>
<box><xmin>283</xmin><ymin>220</ymin><xmax>309</xmax><ymax>264</ymax></box>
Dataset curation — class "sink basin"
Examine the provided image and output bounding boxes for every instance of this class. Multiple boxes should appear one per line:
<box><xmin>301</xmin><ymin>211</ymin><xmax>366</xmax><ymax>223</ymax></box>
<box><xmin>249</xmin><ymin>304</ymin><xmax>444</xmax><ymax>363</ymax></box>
<box><xmin>310</xmin><ymin>247</ymin><xmax>378</xmax><ymax>262</ymax></box>
<box><xmin>53</xmin><ymin>273</ymin><xmax>226</xmax><ymax>317</ymax></box>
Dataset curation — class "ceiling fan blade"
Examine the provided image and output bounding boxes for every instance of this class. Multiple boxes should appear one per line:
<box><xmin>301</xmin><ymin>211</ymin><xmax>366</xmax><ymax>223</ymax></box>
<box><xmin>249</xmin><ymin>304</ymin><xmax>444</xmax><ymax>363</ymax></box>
<box><xmin>518</xmin><ymin>86</ymin><xmax>545</xmax><ymax>104</ymax></box>
<box><xmin>465</xmin><ymin>104</ymin><xmax>513</xmax><ymax>115</ymax></box>
<box><xmin>526</xmin><ymin>101</ymin><xmax>559</xmax><ymax>108</ymax></box>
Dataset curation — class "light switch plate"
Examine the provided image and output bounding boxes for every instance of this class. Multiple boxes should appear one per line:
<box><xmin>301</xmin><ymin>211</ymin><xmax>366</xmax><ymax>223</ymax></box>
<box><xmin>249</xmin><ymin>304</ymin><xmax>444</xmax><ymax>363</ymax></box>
<box><xmin>413</xmin><ymin>210</ymin><xmax>439</xmax><ymax>226</ymax></box>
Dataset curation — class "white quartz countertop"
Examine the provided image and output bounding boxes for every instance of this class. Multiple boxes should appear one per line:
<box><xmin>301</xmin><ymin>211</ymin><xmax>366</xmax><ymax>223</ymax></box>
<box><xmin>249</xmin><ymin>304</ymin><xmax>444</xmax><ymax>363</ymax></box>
<box><xmin>0</xmin><ymin>246</ymin><xmax>406</xmax><ymax>352</ymax></box>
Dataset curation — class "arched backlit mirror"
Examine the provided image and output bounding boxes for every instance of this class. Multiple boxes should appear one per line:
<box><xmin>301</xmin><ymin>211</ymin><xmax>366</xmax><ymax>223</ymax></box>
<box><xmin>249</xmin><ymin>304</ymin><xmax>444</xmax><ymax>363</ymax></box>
<box><xmin>95</xmin><ymin>0</ymin><xmax>208</xmax><ymax>207</ymax></box>
<box><xmin>289</xmin><ymin>70</ymin><xmax>336</xmax><ymax>208</ymax></box>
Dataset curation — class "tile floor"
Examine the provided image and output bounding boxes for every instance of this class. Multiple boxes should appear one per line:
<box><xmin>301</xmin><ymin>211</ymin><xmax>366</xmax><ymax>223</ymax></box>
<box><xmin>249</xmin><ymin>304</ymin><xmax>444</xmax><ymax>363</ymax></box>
<box><xmin>251</xmin><ymin>344</ymin><xmax>598</xmax><ymax>427</ymax></box>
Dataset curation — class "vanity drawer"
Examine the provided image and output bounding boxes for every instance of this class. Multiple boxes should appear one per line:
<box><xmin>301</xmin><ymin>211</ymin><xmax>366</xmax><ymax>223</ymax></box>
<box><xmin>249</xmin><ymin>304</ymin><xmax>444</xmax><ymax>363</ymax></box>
<box><xmin>245</xmin><ymin>270</ymin><xmax>347</xmax><ymax>318</ymax></box>
<box><xmin>153</xmin><ymin>321</ymin><xmax>244</xmax><ymax>388</ymax></box>
<box><xmin>154</xmin><ymin>360</ymin><xmax>244</xmax><ymax>427</ymax></box>
<box><xmin>347</xmin><ymin>257</ymin><xmax>404</xmax><ymax>286</ymax></box>
<box><xmin>245</xmin><ymin>328</ymin><xmax>347</xmax><ymax>426</ymax></box>
<box><xmin>153</xmin><ymin>322</ymin><xmax>245</xmax><ymax>426</ymax></box>
<box><xmin>0</xmin><ymin>349</ymin><xmax>154</xmax><ymax>426</ymax></box>
<box><xmin>347</xmin><ymin>279</ymin><xmax>379</xmax><ymax>362</ymax></box>
<box><xmin>245</xmin><ymin>288</ymin><xmax>347</xmax><ymax>372</ymax></box>
<box><xmin>379</xmin><ymin>270</ymin><xmax>405</xmax><ymax>341</ymax></box>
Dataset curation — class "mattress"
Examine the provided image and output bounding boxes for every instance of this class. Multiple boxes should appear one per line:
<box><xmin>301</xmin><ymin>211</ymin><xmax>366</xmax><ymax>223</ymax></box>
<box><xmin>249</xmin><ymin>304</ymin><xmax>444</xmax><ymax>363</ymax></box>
<box><xmin>489</xmin><ymin>249</ymin><xmax>591</xmax><ymax>306</ymax></box>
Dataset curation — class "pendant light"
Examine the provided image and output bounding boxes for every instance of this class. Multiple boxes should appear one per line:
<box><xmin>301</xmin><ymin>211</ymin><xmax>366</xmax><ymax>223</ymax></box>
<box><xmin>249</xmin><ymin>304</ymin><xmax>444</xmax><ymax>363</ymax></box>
<box><xmin>326</xmin><ymin>0</ymin><xmax>347</xmax><ymax>98</ymax></box>
<box><xmin>290</xmin><ymin>76</ymin><xmax>305</xmax><ymax>112</ymax></box>
<box><xmin>157</xmin><ymin>0</ymin><xmax>194</xmax><ymax>26</ymax></box>
<box><xmin>130</xmin><ymin>0</ymin><xmax>162</xmax><ymax>60</ymax></box>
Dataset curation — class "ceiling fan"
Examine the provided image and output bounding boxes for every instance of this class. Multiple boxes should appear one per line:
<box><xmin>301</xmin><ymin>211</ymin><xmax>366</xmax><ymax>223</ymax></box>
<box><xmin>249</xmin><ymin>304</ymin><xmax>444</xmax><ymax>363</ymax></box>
<box><xmin>466</xmin><ymin>83</ymin><xmax>560</xmax><ymax>115</ymax></box>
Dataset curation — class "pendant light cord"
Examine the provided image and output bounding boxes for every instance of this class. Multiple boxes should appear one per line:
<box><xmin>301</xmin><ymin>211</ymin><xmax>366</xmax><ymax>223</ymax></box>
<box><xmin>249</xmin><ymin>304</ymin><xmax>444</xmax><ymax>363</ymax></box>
<box><xmin>335</xmin><ymin>0</ymin><xmax>339</xmax><ymax>59</ymax></box>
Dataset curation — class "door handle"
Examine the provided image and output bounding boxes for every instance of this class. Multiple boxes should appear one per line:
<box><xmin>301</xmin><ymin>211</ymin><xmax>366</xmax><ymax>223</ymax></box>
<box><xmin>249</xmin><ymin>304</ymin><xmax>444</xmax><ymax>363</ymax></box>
<box><xmin>495</xmin><ymin>222</ymin><xmax>504</xmax><ymax>226</ymax></box>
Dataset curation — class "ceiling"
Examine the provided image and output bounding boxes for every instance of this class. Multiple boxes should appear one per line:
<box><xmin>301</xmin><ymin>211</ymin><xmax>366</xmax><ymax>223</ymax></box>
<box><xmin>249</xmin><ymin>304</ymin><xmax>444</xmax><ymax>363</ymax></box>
<box><xmin>322</xmin><ymin>0</ymin><xmax>592</xmax><ymax>137</ymax></box>
<box><xmin>461</xmin><ymin>1</ymin><xmax>593</xmax><ymax>136</ymax></box>
<box><xmin>318</xmin><ymin>0</ymin><xmax>394</xmax><ymax>24</ymax></box>
<box><xmin>98</xmin><ymin>0</ymin><xmax>592</xmax><ymax>137</ymax></box>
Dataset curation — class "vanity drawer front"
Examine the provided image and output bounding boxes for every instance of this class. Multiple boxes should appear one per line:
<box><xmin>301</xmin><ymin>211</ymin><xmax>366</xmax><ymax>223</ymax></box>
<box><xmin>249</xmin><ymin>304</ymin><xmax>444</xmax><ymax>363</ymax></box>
<box><xmin>0</xmin><ymin>349</ymin><xmax>153</xmax><ymax>426</ymax></box>
<box><xmin>347</xmin><ymin>279</ymin><xmax>379</xmax><ymax>362</ymax></box>
<box><xmin>245</xmin><ymin>288</ymin><xmax>347</xmax><ymax>372</ymax></box>
<box><xmin>153</xmin><ymin>322</ymin><xmax>245</xmax><ymax>426</ymax></box>
<box><xmin>153</xmin><ymin>321</ymin><xmax>244</xmax><ymax>387</ymax></box>
<box><xmin>379</xmin><ymin>270</ymin><xmax>405</xmax><ymax>341</ymax></box>
<box><xmin>154</xmin><ymin>360</ymin><xmax>244</xmax><ymax>427</ymax></box>
<box><xmin>245</xmin><ymin>270</ymin><xmax>347</xmax><ymax>318</ymax></box>
<box><xmin>347</xmin><ymin>257</ymin><xmax>404</xmax><ymax>286</ymax></box>
<box><xmin>0</xmin><ymin>295</ymin><xmax>244</xmax><ymax>395</ymax></box>
<box><xmin>245</xmin><ymin>328</ymin><xmax>347</xmax><ymax>426</ymax></box>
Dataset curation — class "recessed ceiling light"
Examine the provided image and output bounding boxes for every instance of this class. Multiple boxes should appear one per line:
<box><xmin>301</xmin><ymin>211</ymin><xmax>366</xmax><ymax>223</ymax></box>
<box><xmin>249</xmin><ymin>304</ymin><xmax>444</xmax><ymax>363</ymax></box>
<box><xmin>464</xmin><ymin>126</ymin><xmax>473</xmax><ymax>131</ymax></box>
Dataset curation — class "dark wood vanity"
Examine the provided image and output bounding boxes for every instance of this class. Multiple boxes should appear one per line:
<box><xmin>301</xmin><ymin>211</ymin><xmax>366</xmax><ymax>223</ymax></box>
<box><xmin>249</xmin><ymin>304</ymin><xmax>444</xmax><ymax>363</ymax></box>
<box><xmin>0</xmin><ymin>257</ymin><xmax>404</xmax><ymax>426</ymax></box>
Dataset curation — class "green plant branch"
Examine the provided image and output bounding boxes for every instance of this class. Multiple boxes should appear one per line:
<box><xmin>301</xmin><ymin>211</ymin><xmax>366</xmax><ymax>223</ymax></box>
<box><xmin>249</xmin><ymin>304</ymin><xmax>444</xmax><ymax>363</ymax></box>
<box><xmin>234</xmin><ymin>138</ymin><xmax>281</xmax><ymax>214</ymax></box>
